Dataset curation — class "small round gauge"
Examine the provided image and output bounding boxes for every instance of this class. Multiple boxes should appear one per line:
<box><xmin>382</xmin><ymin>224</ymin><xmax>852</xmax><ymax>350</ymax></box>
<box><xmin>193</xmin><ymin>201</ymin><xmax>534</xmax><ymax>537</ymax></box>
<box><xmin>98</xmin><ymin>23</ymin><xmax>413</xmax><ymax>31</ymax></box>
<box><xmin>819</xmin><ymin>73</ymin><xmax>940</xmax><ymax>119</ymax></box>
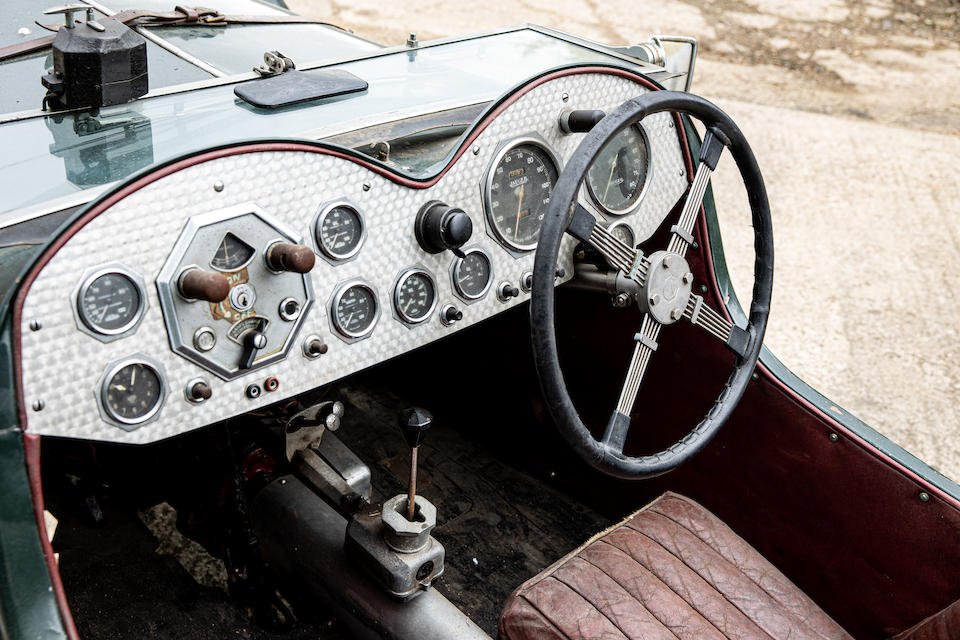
<box><xmin>485</xmin><ymin>140</ymin><xmax>560</xmax><ymax>251</ymax></box>
<box><xmin>394</xmin><ymin>269</ymin><xmax>438</xmax><ymax>324</ymax></box>
<box><xmin>585</xmin><ymin>125</ymin><xmax>650</xmax><ymax>215</ymax></box>
<box><xmin>316</xmin><ymin>201</ymin><xmax>365</xmax><ymax>260</ymax></box>
<box><xmin>78</xmin><ymin>269</ymin><xmax>145</xmax><ymax>335</ymax></box>
<box><xmin>453</xmin><ymin>249</ymin><xmax>493</xmax><ymax>300</ymax></box>
<box><xmin>332</xmin><ymin>282</ymin><xmax>379</xmax><ymax>339</ymax></box>
<box><xmin>211</xmin><ymin>232</ymin><xmax>255</xmax><ymax>272</ymax></box>
<box><xmin>101</xmin><ymin>360</ymin><xmax>164</xmax><ymax>426</ymax></box>
<box><xmin>608</xmin><ymin>222</ymin><xmax>636</xmax><ymax>248</ymax></box>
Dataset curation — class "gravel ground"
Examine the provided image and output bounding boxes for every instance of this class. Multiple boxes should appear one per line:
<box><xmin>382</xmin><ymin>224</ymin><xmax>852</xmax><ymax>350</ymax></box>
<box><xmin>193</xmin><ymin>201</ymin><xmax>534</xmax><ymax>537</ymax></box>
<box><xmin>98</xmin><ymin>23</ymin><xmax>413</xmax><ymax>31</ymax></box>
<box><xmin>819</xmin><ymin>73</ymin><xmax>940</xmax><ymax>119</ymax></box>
<box><xmin>287</xmin><ymin>0</ymin><xmax>960</xmax><ymax>479</ymax></box>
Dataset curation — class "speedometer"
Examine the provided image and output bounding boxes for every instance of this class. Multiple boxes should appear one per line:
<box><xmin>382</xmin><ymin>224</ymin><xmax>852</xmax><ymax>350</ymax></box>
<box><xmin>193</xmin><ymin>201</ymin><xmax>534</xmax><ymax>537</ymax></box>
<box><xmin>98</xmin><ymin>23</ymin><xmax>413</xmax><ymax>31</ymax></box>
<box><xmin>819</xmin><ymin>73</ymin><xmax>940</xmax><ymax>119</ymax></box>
<box><xmin>585</xmin><ymin>125</ymin><xmax>650</xmax><ymax>215</ymax></box>
<box><xmin>75</xmin><ymin>265</ymin><xmax>147</xmax><ymax>339</ymax></box>
<box><xmin>484</xmin><ymin>138</ymin><xmax>560</xmax><ymax>251</ymax></box>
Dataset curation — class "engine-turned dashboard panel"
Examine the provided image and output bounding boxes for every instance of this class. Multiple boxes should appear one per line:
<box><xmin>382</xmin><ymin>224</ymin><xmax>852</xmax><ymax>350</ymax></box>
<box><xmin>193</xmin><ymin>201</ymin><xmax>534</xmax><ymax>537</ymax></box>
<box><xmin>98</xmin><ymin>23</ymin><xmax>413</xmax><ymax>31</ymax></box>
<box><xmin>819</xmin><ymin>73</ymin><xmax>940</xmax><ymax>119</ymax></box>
<box><xmin>17</xmin><ymin>69</ymin><xmax>689</xmax><ymax>444</ymax></box>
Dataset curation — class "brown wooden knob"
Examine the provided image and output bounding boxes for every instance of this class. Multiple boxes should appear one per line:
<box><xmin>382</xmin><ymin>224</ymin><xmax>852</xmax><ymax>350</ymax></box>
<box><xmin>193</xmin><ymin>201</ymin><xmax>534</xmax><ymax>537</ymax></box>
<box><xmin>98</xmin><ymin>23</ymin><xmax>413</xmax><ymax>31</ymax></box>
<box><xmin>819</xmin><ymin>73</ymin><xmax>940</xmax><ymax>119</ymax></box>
<box><xmin>267</xmin><ymin>243</ymin><xmax>315</xmax><ymax>273</ymax></box>
<box><xmin>179</xmin><ymin>269</ymin><xmax>230</xmax><ymax>302</ymax></box>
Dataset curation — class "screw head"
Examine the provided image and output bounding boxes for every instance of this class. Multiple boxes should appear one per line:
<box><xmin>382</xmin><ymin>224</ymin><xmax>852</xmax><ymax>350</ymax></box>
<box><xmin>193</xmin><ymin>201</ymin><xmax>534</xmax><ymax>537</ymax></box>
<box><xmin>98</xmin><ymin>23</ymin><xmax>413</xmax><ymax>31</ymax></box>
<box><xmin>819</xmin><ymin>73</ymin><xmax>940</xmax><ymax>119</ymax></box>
<box><xmin>213</xmin><ymin>180</ymin><xmax>224</xmax><ymax>192</ymax></box>
<box><xmin>682</xmin><ymin>272</ymin><xmax>693</xmax><ymax>284</ymax></box>
<box><xmin>649</xmin><ymin>294</ymin><xmax>660</xmax><ymax>306</ymax></box>
<box><xmin>692</xmin><ymin>241</ymin><xmax>699</xmax><ymax>249</ymax></box>
<box><xmin>670</xmin><ymin>307</ymin><xmax>682</xmax><ymax>320</ymax></box>
<box><xmin>662</xmin><ymin>256</ymin><xmax>672</xmax><ymax>269</ymax></box>
<box><xmin>919</xmin><ymin>491</ymin><xmax>930</xmax><ymax>503</ymax></box>
<box><xmin>29</xmin><ymin>320</ymin><xmax>42</xmax><ymax>331</ymax></box>
<box><xmin>472</xmin><ymin>145</ymin><xmax>480</xmax><ymax>156</ymax></box>
<box><xmin>362</xmin><ymin>182</ymin><xmax>371</xmax><ymax>192</ymax></box>
<box><xmin>32</xmin><ymin>399</ymin><xmax>44</xmax><ymax>412</ymax></box>
<box><xmin>700</xmin><ymin>284</ymin><xmax>708</xmax><ymax>293</ymax></box>
<box><xmin>561</xmin><ymin>92</ymin><xmax>569</xmax><ymax>102</ymax></box>
<box><xmin>828</xmin><ymin>433</ymin><xmax>839</xmax><ymax>442</ymax></box>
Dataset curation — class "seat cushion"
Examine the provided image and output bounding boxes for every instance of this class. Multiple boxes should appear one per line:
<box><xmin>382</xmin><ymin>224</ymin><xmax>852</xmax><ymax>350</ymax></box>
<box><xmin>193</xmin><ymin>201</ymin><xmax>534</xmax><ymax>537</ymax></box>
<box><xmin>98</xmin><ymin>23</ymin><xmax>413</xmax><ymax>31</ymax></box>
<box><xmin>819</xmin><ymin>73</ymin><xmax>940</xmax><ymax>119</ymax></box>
<box><xmin>499</xmin><ymin>492</ymin><xmax>851</xmax><ymax>640</ymax></box>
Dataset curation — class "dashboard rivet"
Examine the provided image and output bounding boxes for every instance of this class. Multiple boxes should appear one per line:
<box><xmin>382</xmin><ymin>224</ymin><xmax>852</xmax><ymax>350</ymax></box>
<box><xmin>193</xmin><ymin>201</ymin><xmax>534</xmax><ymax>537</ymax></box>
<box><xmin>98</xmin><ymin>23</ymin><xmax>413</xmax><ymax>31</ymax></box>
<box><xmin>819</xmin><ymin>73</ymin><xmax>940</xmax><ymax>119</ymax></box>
<box><xmin>561</xmin><ymin>92</ymin><xmax>569</xmax><ymax>102</ymax></box>
<box><xmin>32</xmin><ymin>399</ymin><xmax>44</xmax><ymax>412</ymax></box>
<box><xmin>919</xmin><ymin>491</ymin><xmax>930</xmax><ymax>503</ymax></box>
<box><xmin>679</xmin><ymin>169</ymin><xmax>685</xmax><ymax>176</ymax></box>
<box><xmin>362</xmin><ymin>182</ymin><xmax>371</xmax><ymax>192</ymax></box>
<box><xmin>472</xmin><ymin>145</ymin><xmax>480</xmax><ymax>156</ymax></box>
<box><xmin>700</xmin><ymin>284</ymin><xmax>708</xmax><ymax>294</ymax></box>
<box><xmin>828</xmin><ymin>433</ymin><xmax>839</xmax><ymax>443</ymax></box>
<box><xmin>692</xmin><ymin>241</ymin><xmax>699</xmax><ymax>249</ymax></box>
<box><xmin>29</xmin><ymin>320</ymin><xmax>42</xmax><ymax>331</ymax></box>
<box><xmin>213</xmin><ymin>180</ymin><xmax>224</xmax><ymax>192</ymax></box>
<box><xmin>668</xmin><ymin>121</ymin><xmax>675</xmax><ymax>128</ymax></box>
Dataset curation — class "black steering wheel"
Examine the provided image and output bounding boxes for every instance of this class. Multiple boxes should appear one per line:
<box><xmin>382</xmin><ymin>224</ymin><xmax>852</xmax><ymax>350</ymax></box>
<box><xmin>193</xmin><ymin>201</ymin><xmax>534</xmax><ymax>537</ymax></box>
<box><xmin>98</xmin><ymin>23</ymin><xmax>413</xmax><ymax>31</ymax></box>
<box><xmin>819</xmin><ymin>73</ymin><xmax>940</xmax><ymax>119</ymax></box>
<box><xmin>531</xmin><ymin>91</ymin><xmax>773</xmax><ymax>479</ymax></box>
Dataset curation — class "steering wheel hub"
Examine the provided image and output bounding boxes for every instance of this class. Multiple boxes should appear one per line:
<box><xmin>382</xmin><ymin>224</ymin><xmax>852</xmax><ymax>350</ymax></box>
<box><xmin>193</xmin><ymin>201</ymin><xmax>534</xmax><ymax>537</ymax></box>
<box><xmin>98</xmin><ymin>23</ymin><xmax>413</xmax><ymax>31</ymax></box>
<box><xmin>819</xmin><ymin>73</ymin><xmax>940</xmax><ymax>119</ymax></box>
<box><xmin>642</xmin><ymin>250</ymin><xmax>693</xmax><ymax>324</ymax></box>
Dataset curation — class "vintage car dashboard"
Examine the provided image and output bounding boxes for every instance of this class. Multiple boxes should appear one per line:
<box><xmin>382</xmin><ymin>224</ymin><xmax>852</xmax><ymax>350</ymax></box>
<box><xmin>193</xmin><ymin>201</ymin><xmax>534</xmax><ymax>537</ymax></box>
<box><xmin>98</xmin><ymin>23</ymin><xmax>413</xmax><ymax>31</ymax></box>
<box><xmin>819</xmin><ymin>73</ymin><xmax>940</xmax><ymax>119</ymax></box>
<box><xmin>16</xmin><ymin>68</ymin><xmax>688</xmax><ymax>444</ymax></box>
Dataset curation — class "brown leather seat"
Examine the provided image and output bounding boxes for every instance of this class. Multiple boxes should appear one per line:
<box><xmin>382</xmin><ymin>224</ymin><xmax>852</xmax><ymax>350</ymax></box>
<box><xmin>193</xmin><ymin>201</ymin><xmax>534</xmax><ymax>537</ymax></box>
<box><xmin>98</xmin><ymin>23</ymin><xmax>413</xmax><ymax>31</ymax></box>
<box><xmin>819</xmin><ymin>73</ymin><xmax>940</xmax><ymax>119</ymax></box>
<box><xmin>499</xmin><ymin>492</ymin><xmax>851</xmax><ymax>640</ymax></box>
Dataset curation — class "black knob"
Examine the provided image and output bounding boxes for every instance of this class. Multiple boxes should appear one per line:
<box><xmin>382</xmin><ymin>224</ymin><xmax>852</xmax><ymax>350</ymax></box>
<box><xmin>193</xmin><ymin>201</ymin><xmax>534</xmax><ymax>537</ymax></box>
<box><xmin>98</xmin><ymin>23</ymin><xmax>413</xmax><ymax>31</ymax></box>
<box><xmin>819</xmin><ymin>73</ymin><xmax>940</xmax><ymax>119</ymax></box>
<box><xmin>498</xmin><ymin>282</ymin><xmax>519</xmax><ymax>301</ymax></box>
<box><xmin>415</xmin><ymin>200</ymin><xmax>473</xmax><ymax>255</ymax></box>
<box><xmin>398</xmin><ymin>407</ymin><xmax>432</xmax><ymax>448</ymax></box>
<box><xmin>559</xmin><ymin>109</ymin><xmax>606</xmax><ymax>133</ymax></box>
<box><xmin>443</xmin><ymin>305</ymin><xmax>463</xmax><ymax>323</ymax></box>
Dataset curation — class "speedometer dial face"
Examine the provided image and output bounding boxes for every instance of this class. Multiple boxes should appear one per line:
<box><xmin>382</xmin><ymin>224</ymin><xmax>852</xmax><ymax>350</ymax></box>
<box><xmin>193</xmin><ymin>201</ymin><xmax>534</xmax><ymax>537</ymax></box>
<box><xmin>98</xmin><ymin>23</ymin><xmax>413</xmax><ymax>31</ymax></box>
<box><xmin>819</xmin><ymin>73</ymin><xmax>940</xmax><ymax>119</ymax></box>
<box><xmin>485</xmin><ymin>140</ymin><xmax>560</xmax><ymax>251</ymax></box>
<box><xmin>394</xmin><ymin>269</ymin><xmax>437</xmax><ymax>324</ymax></box>
<box><xmin>102</xmin><ymin>361</ymin><xmax>164</xmax><ymax>425</ymax></box>
<box><xmin>585</xmin><ymin>125</ymin><xmax>650</xmax><ymax>215</ymax></box>
<box><xmin>78</xmin><ymin>270</ymin><xmax>144</xmax><ymax>335</ymax></box>
<box><xmin>332</xmin><ymin>282</ymin><xmax>379</xmax><ymax>339</ymax></box>
<box><xmin>316</xmin><ymin>202</ymin><xmax>365</xmax><ymax>260</ymax></box>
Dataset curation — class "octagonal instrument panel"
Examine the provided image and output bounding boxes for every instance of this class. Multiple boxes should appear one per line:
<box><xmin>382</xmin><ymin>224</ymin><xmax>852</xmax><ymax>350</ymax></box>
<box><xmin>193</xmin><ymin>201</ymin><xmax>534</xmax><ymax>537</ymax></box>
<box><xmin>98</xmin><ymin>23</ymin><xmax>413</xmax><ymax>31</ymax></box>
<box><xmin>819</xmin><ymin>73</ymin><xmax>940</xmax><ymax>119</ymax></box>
<box><xmin>156</xmin><ymin>203</ymin><xmax>314</xmax><ymax>380</ymax></box>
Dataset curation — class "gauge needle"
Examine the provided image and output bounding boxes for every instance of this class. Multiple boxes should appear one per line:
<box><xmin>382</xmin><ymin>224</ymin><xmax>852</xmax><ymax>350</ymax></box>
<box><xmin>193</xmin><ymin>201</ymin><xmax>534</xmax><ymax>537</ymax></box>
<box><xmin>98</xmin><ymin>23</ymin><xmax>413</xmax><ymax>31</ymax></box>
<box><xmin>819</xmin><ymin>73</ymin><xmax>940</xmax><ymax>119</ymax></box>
<box><xmin>130</xmin><ymin>367</ymin><xmax>136</xmax><ymax>386</ymax></box>
<box><xmin>97</xmin><ymin>301</ymin><xmax>111</xmax><ymax>323</ymax></box>
<box><xmin>603</xmin><ymin>153</ymin><xmax>619</xmax><ymax>202</ymax></box>
<box><xmin>111</xmin><ymin>384</ymin><xmax>127</xmax><ymax>391</ymax></box>
<box><xmin>514</xmin><ymin>183</ymin><xmax>525</xmax><ymax>238</ymax></box>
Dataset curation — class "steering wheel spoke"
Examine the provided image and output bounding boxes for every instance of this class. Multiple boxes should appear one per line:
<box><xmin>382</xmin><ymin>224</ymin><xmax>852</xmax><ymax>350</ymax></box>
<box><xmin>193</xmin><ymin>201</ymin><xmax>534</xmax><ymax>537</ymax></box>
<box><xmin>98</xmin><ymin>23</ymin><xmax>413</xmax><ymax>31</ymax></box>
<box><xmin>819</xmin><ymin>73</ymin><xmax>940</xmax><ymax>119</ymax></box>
<box><xmin>683</xmin><ymin>294</ymin><xmax>750</xmax><ymax>359</ymax></box>
<box><xmin>667</xmin><ymin>128</ymin><xmax>725</xmax><ymax>257</ymax></box>
<box><xmin>568</xmin><ymin>204</ymin><xmax>647</xmax><ymax>285</ymax></box>
<box><xmin>603</xmin><ymin>314</ymin><xmax>661</xmax><ymax>452</ymax></box>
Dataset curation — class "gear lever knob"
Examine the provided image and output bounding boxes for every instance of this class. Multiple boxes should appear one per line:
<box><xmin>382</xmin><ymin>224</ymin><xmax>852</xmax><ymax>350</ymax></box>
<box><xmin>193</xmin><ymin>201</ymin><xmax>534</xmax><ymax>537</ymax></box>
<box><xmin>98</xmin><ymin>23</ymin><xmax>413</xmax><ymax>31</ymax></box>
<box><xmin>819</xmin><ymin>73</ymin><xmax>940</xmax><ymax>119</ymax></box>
<box><xmin>398</xmin><ymin>407</ymin><xmax>432</xmax><ymax>448</ymax></box>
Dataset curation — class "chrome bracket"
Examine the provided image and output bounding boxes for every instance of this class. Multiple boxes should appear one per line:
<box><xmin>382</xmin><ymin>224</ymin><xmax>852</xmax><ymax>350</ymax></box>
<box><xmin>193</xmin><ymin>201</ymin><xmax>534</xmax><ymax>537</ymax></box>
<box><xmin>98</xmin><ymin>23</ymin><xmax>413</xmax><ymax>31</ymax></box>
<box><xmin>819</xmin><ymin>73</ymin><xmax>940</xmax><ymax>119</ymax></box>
<box><xmin>253</xmin><ymin>50</ymin><xmax>296</xmax><ymax>77</ymax></box>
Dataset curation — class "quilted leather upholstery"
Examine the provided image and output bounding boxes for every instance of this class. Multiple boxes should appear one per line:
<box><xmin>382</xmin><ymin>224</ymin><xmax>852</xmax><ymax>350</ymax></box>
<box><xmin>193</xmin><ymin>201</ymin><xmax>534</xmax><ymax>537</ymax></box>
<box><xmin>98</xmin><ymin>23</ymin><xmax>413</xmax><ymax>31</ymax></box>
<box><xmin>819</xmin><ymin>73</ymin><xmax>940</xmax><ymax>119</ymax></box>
<box><xmin>499</xmin><ymin>492</ymin><xmax>851</xmax><ymax>640</ymax></box>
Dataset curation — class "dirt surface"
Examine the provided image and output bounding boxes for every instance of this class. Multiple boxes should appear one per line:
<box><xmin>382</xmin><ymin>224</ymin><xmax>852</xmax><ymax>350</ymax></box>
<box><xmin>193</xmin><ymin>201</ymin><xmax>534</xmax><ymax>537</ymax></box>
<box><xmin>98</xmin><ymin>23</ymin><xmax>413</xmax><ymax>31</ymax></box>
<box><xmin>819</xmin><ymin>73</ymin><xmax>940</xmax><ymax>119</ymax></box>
<box><xmin>288</xmin><ymin>0</ymin><xmax>960</xmax><ymax>479</ymax></box>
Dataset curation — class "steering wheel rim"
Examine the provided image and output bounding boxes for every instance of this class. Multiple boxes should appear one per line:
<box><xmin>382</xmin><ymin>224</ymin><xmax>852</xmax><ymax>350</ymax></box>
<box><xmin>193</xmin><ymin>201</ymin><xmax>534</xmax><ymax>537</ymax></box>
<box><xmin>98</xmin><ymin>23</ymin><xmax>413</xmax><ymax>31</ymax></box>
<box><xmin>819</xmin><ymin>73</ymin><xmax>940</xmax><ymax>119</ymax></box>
<box><xmin>531</xmin><ymin>90</ymin><xmax>773</xmax><ymax>479</ymax></box>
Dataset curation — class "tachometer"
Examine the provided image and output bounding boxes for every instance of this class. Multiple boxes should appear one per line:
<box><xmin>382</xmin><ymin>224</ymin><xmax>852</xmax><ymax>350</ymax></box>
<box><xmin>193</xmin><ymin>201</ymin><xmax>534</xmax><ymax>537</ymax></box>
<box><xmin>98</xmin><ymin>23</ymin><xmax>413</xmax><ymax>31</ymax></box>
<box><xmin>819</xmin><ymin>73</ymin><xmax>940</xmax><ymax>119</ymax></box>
<box><xmin>394</xmin><ymin>268</ymin><xmax>437</xmax><ymax>324</ymax></box>
<box><xmin>76</xmin><ymin>266</ymin><xmax>146</xmax><ymax>337</ymax></box>
<box><xmin>99</xmin><ymin>358</ymin><xmax>165</xmax><ymax>428</ymax></box>
<box><xmin>316</xmin><ymin>200</ymin><xmax>365</xmax><ymax>261</ymax></box>
<box><xmin>331</xmin><ymin>281</ymin><xmax>379</xmax><ymax>340</ymax></box>
<box><xmin>485</xmin><ymin>139</ymin><xmax>560</xmax><ymax>251</ymax></box>
<box><xmin>585</xmin><ymin>125</ymin><xmax>650</xmax><ymax>215</ymax></box>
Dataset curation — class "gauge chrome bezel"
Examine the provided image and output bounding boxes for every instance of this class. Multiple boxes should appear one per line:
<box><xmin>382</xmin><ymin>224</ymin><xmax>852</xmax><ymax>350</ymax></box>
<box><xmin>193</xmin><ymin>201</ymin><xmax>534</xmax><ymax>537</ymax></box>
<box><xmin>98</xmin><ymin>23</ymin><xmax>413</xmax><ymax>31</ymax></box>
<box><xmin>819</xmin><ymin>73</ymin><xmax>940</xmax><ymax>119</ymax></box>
<box><xmin>71</xmin><ymin>263</ymin><xmax>148</xmax><ymax>342</ymax></box>
<box><xmin>327</xmin><ymin>279</ymin><xmax>381</xmax><ymax>343</ymax></box>
<box><xmin>392</xmin><ymin>267</ymin><xmax>439</xmax><ymax>326</ymax></box>
<box><xmin>482</xmin><ymin>134</ymin><xmax>563</xmax><ymax>253</ymax></box>
<box><xmin>450</xmin><ymin>246</ymin><xmax>494</xmax><ymax>303</ymax></box>
<box><xmin>606</xmin><ymin>221</ymin><xmax>636</xmax><ymax>249</ymax></box>
<box><xmin>313</xmin><ymin>198</ymin><xmax>367</xmax><ymax>264</ymax></box>
<box><xmin>584</xmin><ymin>123</ymin><xmax>653</xmax><ymax>217</ymax></box>
<box><xmin>94</xmin><ymin>354</ymin><xmax>167</xmax><ymax>430</ymax></box>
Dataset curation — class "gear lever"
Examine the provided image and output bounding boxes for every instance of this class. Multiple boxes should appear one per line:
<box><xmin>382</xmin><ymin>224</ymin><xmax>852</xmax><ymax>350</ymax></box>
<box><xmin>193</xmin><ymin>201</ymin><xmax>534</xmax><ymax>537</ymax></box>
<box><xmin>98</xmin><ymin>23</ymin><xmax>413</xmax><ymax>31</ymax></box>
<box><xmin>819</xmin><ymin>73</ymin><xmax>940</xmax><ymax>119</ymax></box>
<box><xmin>398</xmin><ymin>407</ymin><xmax>432</xmax><ymax>521</ymax></box>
